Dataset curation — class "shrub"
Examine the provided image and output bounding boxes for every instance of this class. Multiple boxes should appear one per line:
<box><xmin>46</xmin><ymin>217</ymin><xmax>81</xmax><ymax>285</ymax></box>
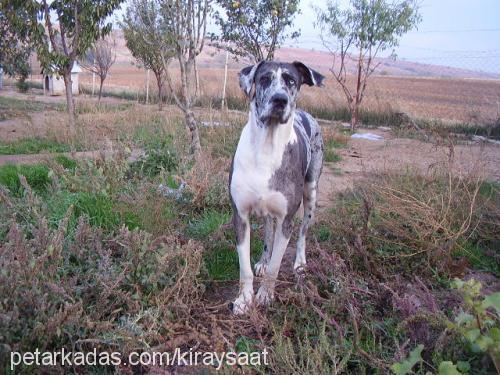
<box><xmin>130</xmin><ymin>135</ymin><xmax>179</xmax><ymax>177</ymax></box>
<box><xmin>182</xmin><ymin>151</ymin><xmax>231</xmax><ymax>212</ymax></box>
<box><xmin>318</xmin><ymin>165</ymin><xmax>497</xmax><ymax>279</ymax></box>
<box><xmin>16</xmin><ymin>77</ymin><xmax>30</xmax><ymax>93</ymax></box>
<box><xmin>0</xmin><ymin>182</ymin><xmax>204</xmax><ymax>371</ymax></box>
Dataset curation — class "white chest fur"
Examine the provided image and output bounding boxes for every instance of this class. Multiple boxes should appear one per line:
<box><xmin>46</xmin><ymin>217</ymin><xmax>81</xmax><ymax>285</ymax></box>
<box><xmin>231</xmin><ymin>108</ymin><xmax>297</xmax><ymax>219</ymax></box>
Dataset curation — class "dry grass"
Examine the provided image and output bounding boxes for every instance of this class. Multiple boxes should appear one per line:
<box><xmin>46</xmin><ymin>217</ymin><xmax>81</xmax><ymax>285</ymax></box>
<box><xmin>70</xmin><ymin>65</ymin><xmax>500</xmax><ymax>125</ymax></box>
<box><xmin>0</xmin><ymin>96</ymin><xmax>499</xmax><ymax>373</ymax></box>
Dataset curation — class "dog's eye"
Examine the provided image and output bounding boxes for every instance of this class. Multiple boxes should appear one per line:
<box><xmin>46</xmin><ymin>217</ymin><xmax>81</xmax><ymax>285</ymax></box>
<box><xmin>284</xmin><ymin>76</ymin><xmax>295</xmax><ymax>86</ymax></box>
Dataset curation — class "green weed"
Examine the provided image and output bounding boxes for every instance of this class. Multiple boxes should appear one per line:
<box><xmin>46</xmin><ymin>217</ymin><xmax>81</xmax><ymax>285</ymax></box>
<box><xmin>0</xmin><ymin>163</ymin><xmax>51</xmax><ymax>197</ymax></box>
<box><xmin>54</xmin><ymin>155</ymin><xmax>78</xmax><ymax>170</ymax></box>
<box><xmin>324</xmin><ymin>149</ymin><xmax>342</xmax><ymax>163</ymax></box>
<box><xmin>186</xmin><ymin>210</ymin><xmax>230</xmax><ymax>240</ymax></box>
<box><xmin>0</xmin><ymin>138</ymin><xmax>71</xmax><ymax>155</ymax></box>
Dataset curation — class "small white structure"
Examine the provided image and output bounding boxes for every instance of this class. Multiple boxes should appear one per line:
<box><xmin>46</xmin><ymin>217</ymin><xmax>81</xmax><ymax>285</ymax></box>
<box><xmin>43</xmin><ymin>62</ymin><xmax>81</xmax><ymax>96</ymax></box>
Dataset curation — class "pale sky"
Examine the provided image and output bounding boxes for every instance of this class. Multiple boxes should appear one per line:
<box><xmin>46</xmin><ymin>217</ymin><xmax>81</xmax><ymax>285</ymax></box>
<box><xmin>288</xmin><ymin>0</ymin><xmax>500</xmax><ymax>74</ymax></box>
<box><xmin>116</xmin><ymin>0</ymin><xmax>500</xmax><ymax>74</ymax></box>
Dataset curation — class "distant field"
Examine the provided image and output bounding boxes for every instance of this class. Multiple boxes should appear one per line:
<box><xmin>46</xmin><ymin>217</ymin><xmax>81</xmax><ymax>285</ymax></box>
<box><xmin>26</xmin><ymin>29</ymin><xmax>500</xmax><ymax>125</ymax></box>
<box><xmin>57</xmin><ymin>63</ymin><xmax>499</xmax><ymax>125</ymax></box>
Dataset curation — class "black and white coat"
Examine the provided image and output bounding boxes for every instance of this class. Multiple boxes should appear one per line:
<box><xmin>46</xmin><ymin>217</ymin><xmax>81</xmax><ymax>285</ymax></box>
<box><xmin>229</xmin><ymin>61</ymin><xmax>325</xmax><ymax>314</ymax></box>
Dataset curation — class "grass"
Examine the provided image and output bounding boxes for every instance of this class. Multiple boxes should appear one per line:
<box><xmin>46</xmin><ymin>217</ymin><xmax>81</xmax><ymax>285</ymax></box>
<box><xmin>0</xmin><ymin>96</ymin><xmax>63</xmax><ymax>120</ymax></box>
<box><xmin>323</xmin><ymin>132</ymin><xmax>346</xmax><ymax>163</ymax></box>
<box><xmin>54</xmin><ymin>155</ymin><xmax>78</xmax><ymax>170</ymax></box>
<box><xmin>0</xmin><ymin>101</ymin><xmax>499</xmax><ymax>373</ymax></box>
<box><xmin>0</xmin><ymin>138</ymin><xmax>72</xmax><ymax>155</ymax></box>
<box><xmin>0</xmin><ymin>163</ymin><xmax>51</xmax><ymax>197</ymax></box>
<box><xmin>324</xmin><ymin>149</ymin><xmax>342</xmax><ymax>163</ymax></box>
<box><xmin>186</xmin><ymin>210</ymin><xmax>230</xmax><ymax>240</ymax></box>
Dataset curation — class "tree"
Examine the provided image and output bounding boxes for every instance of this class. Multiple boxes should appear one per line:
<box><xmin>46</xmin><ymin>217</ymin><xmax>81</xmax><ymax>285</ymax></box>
<box><xmin>212</xmin><ymin>0</ymin><xmax>300</xmax><ymax>62</ymax></box>
<box><xmin>0</xmin><ymin>9</ymin><xmax>32</xmax><ymax>91</ymax></box>
<box><xmin>80</xmin><ymin>37</ymin><xmax>116</xmax><ymax>103</ymax></box>
<box><xmin>1</xmin><ymin>0</ymin><xmax>125</xmax><ymax>135</ymax></box>
<box><xmin>156</xmin><ymin>0</ymin><xmax>210</xmax><ymax>156</ymax></box>
<box><xmin>315</xmin><ymin>0</ymin><xmax>421</xmax><ymax>130</ymax></box>
<box><xmin>121</xmin><ymin>0</ymin><xmax>172</xmax><ymax>110</ymax></box>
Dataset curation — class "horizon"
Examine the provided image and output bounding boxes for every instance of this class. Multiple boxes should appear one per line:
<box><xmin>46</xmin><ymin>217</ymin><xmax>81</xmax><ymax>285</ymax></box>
<box><xmin>283</xmin><ymin>0</ymin><xmax>500</xmax><ymax>75</ymax></box>
<box><xmin>114</xmin><ymin>0</ymin><xmax>500</xmax><ymax>75</ymax></box>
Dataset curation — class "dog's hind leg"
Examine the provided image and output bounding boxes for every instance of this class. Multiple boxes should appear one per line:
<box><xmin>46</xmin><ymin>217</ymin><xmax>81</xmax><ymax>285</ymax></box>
<box><xmin>254</xmin><ymin>215</ymin><xmax>274</xmax><ymax>276</ymax></box>
<box><xmin>294</xmin><ymin>180</ymin><xmax>318</xmax><ymax>272</ymax></box>
<box><xmin>232</xmin><ymin>211</ymin><xmax>254</xmax><ymax>315</ymax></box>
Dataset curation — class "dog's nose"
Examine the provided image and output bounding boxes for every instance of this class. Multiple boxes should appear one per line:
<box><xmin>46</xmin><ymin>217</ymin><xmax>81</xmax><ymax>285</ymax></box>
<box><xmin>271</xmin><ymin>94</ymin><xmax>288</xmax><ymax>108</ymax></box>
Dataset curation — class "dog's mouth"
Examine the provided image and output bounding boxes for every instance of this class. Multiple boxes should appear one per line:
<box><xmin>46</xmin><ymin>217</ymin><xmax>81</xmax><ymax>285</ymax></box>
<box><xmin>260</xmin><ymin>105</ymin><xmax>290</xmax><ymax>124</ymax></box>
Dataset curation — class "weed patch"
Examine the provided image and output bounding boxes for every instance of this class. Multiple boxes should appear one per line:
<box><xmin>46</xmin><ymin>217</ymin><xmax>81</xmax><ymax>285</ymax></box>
<box><xmin>54</xmin><ymin>155</ymin><xmax>78</xmax><ymax>170</ymax></box>
<box><xmin>130</xmin><ymin>135</ymin><xmax>179</xmax><ymax>177</ymax></box>
<box><xmin>0</xmin><ymin>138</ymin><xmax>72</xmax><ymax>155</ymax></box>
<box><xmin>0</xmin><ymin>189</ymin><xmax>204</xmax><ymax>371</ymax></box>
<box><xmin>0</xmin><ymin>164</ymin><xmax>51</xmax><ymax>197</ymax></box>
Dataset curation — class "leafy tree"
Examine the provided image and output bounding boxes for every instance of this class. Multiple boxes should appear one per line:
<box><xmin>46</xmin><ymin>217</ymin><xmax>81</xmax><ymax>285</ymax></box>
<box><xmin>80</xmin><ymin>37</ymin><xmax>116</xmax><ymax>103</ymax></box>
<box><xmin>121</xmin><ymin>0</ymin><xmax>172</xmax><ymax>110</ymax></box>
<box><xmin>1</xmin><ymin>0</ymin><xmax>125</xmax><ymax>135</ymax></box>
<box><xmin>212</xmin><ymin>0</ymin><xmax>300</xmax><ymax>62</ymax></box>
<box><xmin>0</xmin><ymin>9</ymin><xmax>32</xmax><ymax>91</ymax></box>
<box><xmin>156</xmin><ymin>0</ymin><xmax>210</xmax><ymax>156</ymax></box>
<box><xmin>315</xmin><ymin>0</ymin><xmax>421</xmax><ymax>129</ymax></box>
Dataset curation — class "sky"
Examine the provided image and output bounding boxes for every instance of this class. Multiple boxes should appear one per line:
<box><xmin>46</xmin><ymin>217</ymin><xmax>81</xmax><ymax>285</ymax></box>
<box><xmin>115</xmin><ymin>0</ymin><xmax>500</xmax><ymax>74</ymax></box>
<box><xmin>286</xmin><ymin>0</ymin><xmax>500</xmax><ymax>74</ymax></box>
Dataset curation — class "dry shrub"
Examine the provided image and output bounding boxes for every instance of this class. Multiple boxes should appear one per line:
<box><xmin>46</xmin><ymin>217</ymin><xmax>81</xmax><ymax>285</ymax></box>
<box><xmin>183</xmin><ymin>151</ymin><xmax>231</xmax><ymax>212</ymax></box>
<box><xmin>0</xmin><ymin>181</ymin><xmax>205</xmax><ymax>370</ymax></box>
<box><xmin>322</xmin><ymin>159</ymin><xmax>497</xmax><ymax>278</ymax></box>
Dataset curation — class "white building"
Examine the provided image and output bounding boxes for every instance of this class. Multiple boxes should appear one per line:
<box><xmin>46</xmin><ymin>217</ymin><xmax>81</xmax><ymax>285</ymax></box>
<box><xmin>43</xmin><ymin>62</ymin><xmax>81</xmax><ymax>96</ymax></box>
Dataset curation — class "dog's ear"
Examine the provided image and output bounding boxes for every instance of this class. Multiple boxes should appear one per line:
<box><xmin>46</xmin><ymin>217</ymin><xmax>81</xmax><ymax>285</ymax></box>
<box><xmin>239</xmin><ymin>62</ymin><xmax>263</xmax><ymax>97</ymax></box>
<box><xmin>292</xmin><ymin>61</ymin><xmax>325</xmax><ymax>87</ymax></box>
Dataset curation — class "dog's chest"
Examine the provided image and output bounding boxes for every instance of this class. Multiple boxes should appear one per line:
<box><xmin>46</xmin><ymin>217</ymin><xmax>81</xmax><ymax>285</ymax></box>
<box><xmin>230</xmin><ymin>124</ymin><xmax>298</xmax><ymax>218</ymax></box>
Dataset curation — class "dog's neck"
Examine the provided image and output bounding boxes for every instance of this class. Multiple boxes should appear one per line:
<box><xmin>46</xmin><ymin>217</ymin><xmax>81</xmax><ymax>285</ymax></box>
<box><xmin>249</xmin><ymin>102</ymin><xmax>296</xmax><ymax>155</ymax></box>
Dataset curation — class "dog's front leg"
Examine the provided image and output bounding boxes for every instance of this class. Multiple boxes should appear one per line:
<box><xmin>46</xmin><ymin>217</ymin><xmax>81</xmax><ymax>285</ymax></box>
<box><xmin>232</xmin><ymin>211</ymin><xmax>253</xmax><ymax>314</ymax></box>
<box><xmin>256</xmin><ymin>216</ymin><xmax>292</xmax><ymax>305</ymax></box>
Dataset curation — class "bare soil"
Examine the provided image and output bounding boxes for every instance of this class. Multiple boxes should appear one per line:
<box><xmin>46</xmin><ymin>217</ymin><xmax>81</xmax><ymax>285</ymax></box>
<box><xmin>317</xmin><ymin>128</ymin><xmax>500</xmax><ymax>208</ymax></box>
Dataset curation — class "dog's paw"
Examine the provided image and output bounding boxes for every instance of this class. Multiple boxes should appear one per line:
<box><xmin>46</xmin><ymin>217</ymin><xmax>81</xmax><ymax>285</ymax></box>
<box><xmin>293</xmin><ymin>259</ymin><xmax>307</xmax><ymax>274</ymax></box>
<box><xmin>231</xmin><ymin>294</ymin><xmax>253</xmax><ymax>315</ymax></box>
<box><xmin>254</xmin><ymin>260</ymin><xmax>268</xmax><ymax>277</ymax></box>
<box><xmin>256</xmin><ymin>286</ymin><xmax>274</xmax><ymax>306</ymax></box>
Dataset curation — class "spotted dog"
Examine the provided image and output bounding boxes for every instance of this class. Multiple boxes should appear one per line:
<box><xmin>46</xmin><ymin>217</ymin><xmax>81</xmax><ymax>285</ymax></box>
<box><xmin>229</xmin><ymin>60</ymin><xmax>325</xmax><ymax>314</ymax></box>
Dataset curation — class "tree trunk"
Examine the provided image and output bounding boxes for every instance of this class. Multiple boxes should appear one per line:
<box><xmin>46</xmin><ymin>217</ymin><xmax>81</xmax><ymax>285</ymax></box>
<box><xmin>98</xmin><ymin>78</ymin><xmax>104</xmax><ymax>103</ymax></box>
<box><xmin>63</xmin><ymin>72</ymin><xmax>76</xmax><ymax>137</ymax></box>
<box><xmin>155</xmin><ymin>73</ymin><xmax>163</xmax><ymax>111</ymax></box>
<box><xmin>352</xmin><ymin>47</ymin><xmax>364</xmax><ymax>131</ymax></box>
<box><xmin>185</xmin><ymin>109</ymin><xmax>201</xmax><ymax>156</ymax></box>
<box><xmin>351</xmin><ymin>104</ymin><xmax>359</xmax><ymax>131</ymax></box>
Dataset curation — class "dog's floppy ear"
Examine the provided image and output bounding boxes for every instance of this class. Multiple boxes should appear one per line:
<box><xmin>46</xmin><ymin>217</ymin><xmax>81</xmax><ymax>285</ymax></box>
<box><xmin>292</xmin><ymin>61</ymin><xmax>325</xmax><ymax>87</ymax></box>
<box><xmin>239</xmin><ymin>62</ymin><xmax>263</xmax><ymax>97</ymax></box>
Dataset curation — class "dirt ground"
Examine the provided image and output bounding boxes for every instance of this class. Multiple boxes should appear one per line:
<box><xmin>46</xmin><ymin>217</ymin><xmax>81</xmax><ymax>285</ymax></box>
<box><xmin>1</xmin><ymin>89</ymin><xmax>500</xmax><ymax>320</ymax></box>
<box><xmin>317</xmin><ymin>128</ymin><xmax>500</xmax><ymax>208</ymax></box>
<box><xmin>1</xmin><ymin>89</ymin><xmax>500</xmax><ymax>205</ymax></box>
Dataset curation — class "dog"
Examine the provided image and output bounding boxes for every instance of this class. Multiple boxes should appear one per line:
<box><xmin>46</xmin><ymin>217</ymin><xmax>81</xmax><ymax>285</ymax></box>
<box><xmin>229</xmin><ymin>60</ymin><xmax>325</xmax><ymax>314</ymax></box>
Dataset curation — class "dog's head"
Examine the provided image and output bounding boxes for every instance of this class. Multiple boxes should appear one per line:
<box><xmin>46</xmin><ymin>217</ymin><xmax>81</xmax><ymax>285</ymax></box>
<box><xmin>239</xmin><ymin>61</ymin><xmax>324</xmax><ymax>125</ymax></box>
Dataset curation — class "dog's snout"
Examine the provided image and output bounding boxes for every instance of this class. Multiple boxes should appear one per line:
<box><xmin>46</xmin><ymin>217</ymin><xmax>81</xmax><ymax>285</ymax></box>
<box><xmin>271</xmin><ymin>94</ymin><xmax>288</xmax><ymax>108</ymax></box>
